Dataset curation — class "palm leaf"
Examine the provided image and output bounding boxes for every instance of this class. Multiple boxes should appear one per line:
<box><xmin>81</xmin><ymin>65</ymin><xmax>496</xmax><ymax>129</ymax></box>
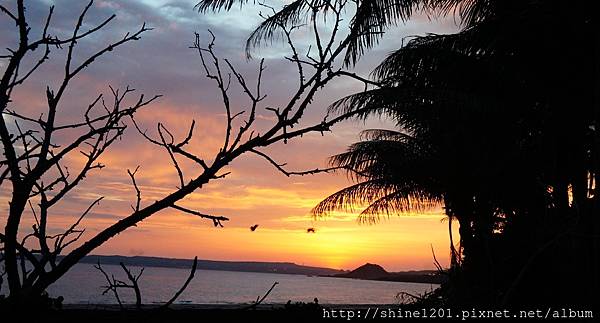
<box><xmin>312</xmin><ymin>179</ymin><xmax>400</xmax><ymax>217</ymax></box>
<box><xmin>195</xmin><ymin>0</ymin><xmax>251</xmax><ymax>12</ymax></box>
<box><xmin>358</xmin><ymin>188</ymin><xmax>443</xmax><ymax>223</ymax></box>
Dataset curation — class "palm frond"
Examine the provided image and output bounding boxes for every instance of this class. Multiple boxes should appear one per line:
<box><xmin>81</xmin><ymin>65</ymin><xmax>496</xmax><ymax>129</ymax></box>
<box><xmin>358</xmin><ymin>188</ymin><xmax>443</xmax><ymax>224</ymax></box>
<box><xmin>327</xmin><ymin>83</ymin><xmax>493</xmax><ymax>137</ymax></box>
<box><xmin>313</xmin><ymin>132</ymin><xmax>443</xmax><ymax>221</ymax></box>
<box><xmin>343</xmin><ymin>0</ymin><xmax>425</xmax><ymax>66</ymax></box>
<box><xmin>311</xmin><ymin>177</ymin><xmax>442</xmax><ymax>221</ymax></box>
<box><xmin>331</xmin><ymin>138</ymin><xmax>428</xmax><ymax>178</ymax></box>
<box><xmin>195</xmin><ymin>0</ymin><xmax>251</xmax><ymax>12</ymax></box>
<box><xmin>372</xmin><ymin>33</ymin><xmax>474</xmax><ymax>82</ymax></box>
<box><xmin>327</xmin><ymin>87</ymin><xmax>435</xmax><ymax>132</ymax></box>
<box><xmin>342</xmin><ymin>0</ymin><xmax>504</xmax><ymax>65</ymax></box>
<box><xmin>359</xmin><ymin>129</ymin><xmax>413</xmax><ymax>141</ymax></box>
<box><xmin>427</xmin><ymin>0</ymin><xmax>496</xmax><ymax>28</ymax></box>
<box><xmin>311</xmin><ymin>179</ymin><xmax>399</xmax><ymax>217</ymax></box>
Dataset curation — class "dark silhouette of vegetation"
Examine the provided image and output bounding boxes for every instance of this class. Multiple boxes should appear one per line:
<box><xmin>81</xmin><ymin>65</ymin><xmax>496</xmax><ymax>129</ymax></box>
<box><xmin>202</xmin><ymin>0</ymin><xmax>599</xmax><ymax>308</ymax></box>
<box><xmin>320</xmin><ymin>0</ymin><xmax>598</xmax><ymax>308</ymax></box>
<box><xmin>0</xmin><ymin>0</ymin><xmax>372</xmax><ymax>309</ymax></box>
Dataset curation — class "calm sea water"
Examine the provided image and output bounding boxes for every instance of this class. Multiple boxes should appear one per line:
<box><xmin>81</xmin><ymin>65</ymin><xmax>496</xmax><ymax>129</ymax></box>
<box><xmin>41</xmin><ymin>264</ymin><xmax>437</xmax><ymax>305</ymax></box>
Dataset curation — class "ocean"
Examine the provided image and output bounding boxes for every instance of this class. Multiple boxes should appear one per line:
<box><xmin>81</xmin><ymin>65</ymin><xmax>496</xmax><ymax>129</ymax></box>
<box><xmin>41</xmin><ymin>263</ymin><xmax>438</xmax><ymax>305</ymax></box>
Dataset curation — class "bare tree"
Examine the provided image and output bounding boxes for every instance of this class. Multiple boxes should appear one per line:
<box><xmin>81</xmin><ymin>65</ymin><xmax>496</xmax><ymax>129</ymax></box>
<box><xmin>0</xmin><ymin>0</ymin><xmax>373</xmax><ymax>306</ymax></box>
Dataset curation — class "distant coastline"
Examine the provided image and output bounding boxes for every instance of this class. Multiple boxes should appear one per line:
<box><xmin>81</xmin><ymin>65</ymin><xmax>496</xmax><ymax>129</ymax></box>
<box><xmin>74</xmin><ymin>255</ymin><xmax>346</xmax><ymax>276</ymax></box>
<box><xmin>71</xmin><ymin>255</ymin><xmax>441</xmax><ymax>285</ymax></box>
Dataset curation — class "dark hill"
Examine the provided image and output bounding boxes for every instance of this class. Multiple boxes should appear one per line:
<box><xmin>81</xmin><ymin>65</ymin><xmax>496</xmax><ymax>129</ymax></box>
<box><xmin>332</xmin><ymin>263</ymin><xmax>444</xmax><ymax>284</ymax></box>
<box><xmin>333</xmin><ymin>263</ymin><xmax>388</xmax><ymax>280</ymax></box>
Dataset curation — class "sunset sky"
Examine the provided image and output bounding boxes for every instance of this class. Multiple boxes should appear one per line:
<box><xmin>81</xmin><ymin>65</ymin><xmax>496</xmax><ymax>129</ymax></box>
<box><xmin>0</xmin><ymin>0</ymin><xmax>460</xmax><ymax>271</ymax></box>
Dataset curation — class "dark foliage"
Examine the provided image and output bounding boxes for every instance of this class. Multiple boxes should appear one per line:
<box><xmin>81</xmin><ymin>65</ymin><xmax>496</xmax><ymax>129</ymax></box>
<box><xmin>201</xmin><ymin>0</ymin><xmax>599</xmax><ymax>308</ymax></box>
<box><xmin>321</xmin><ymin>0</ymin><xmax>598</xmax><ymax>308</ymax></box>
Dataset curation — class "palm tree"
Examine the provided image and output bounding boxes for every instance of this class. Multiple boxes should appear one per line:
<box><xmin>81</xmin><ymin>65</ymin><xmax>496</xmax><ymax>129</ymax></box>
<box><xmin>199</xmin><ymin>0</ymin><xmax>598</xmax><ymax>306</ymax></box>
<box><xmin>317</xmin><ymin>0</ymin><xmax>597</xmax><ymax>305</ymax></box>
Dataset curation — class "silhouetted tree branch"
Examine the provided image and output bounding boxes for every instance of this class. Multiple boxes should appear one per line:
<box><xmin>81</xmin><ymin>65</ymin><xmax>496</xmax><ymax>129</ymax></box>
<box><xmin>242</xmin><ymin>281</ymin><xmax>279</xmax><ymax>310</ymax></box>
<box><xmin>95</xmin><ymin>257</ymin><xmax>200</xmax><ymax>310</ymax></box>
<box><xmin>161</xmin><ymin>256</ymin><xmax>199</xmax><ymax>308</ymax></box>
<box><xmin>94</xmin><ymin>261</ymin><xmax>144</xmax><ymax>310</ymax></box>
<box><xmin>250</xmin><ymin>149</ymin><xmax>344</xmax><ymax>177</ymax></box>
<box><xmin>94</xmin><ymin>262</ymin><xmax>124</xmax><ymax>309</ymax></box>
